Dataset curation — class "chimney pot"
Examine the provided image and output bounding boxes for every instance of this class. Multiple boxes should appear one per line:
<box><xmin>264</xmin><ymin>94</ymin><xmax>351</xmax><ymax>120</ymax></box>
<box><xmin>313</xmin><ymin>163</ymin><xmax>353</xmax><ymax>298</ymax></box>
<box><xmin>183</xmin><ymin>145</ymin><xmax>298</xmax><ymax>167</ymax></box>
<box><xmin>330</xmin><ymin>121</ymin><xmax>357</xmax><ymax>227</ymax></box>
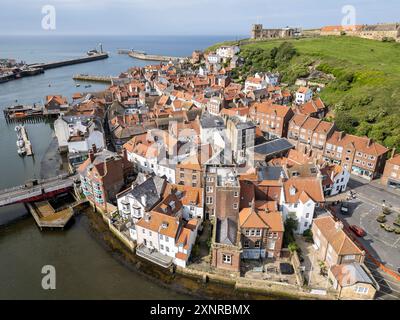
<box><xmin>89</xmin><ymin>150</ymin><xmax>95</xmax><ymax>163</ymax></box>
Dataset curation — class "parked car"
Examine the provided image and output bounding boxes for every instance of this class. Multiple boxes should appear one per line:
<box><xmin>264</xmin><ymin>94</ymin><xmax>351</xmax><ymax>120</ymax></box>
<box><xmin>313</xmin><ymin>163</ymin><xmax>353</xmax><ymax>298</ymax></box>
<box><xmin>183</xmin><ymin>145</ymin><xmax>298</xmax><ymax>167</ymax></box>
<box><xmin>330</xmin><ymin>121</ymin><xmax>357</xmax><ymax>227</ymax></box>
<box><xmin>349</xmin><ymin>225</ymin><xmax>366</xmax><ymax>237</ymax></box>
<box><xmin>340</xmin><ymin>202</ymin><xmax>350</xmax><ymax>215</ymax></box>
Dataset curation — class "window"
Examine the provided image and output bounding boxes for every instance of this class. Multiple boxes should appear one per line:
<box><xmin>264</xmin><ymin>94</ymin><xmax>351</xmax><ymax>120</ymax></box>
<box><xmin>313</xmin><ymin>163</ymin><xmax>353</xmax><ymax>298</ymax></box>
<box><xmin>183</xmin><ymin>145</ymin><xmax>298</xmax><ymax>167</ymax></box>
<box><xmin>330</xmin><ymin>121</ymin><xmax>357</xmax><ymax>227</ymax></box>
<box><xmin>180</xmin><ymin>173</ymin><xmax>184</xmax><ymax>179</ymax></box>
<box><xmin>243</xmin><ymin>241</ymin><xmax>250</xmax><ymax>248</ymax></box>
<box><xmin>255</xmin><ymin>229</ymin><xmax>261</xmax><ymax>236</ymax></box>
<box><xmin>142</xmin><ymin>229</ymin><xmax>145</xmax><ymax>234</ymax></box>
<box><xmin>234</xmin><ymin>191</ymin><xmax>239</xmax><ymax>197</ymax></box>
<box><xmin>222</xmin><ymin>254</ymin><xmax>232</xmax><ymax>264</ymax></box>
<box><xmin>160</xmin><ymin>235</ymin><xmax>163</xmax><ymax>240</ymax></box>
<box><xmin>206</xmin><ymin>196</ymin><xmax>213</xmax><ymax>204</ymax></box>
<box><xmin>165</xmin><ymin>237</ymin><xmax>169</xmax><ymax>243</ymax></box>
<box><xmin>245</xmin><ymin>230</ymin><xmax>250</xmax><ymax>236</ymax></box>
<box><xmin>254</xmin><ymin>240</ymin><xmax>261</xmax><ymax>248</ymax></box>
<box><xmin>149</xmin><ymin>241</ymin><xmax>153</xmax><ymax>247</ymax></box>
<box><xmin>233</xmin><ymin>203</ymin><xmax>238</xmax><ymax>209</ymax></box>
<box><xmin>160</xmin><ymin>244</ymin><xmax>164</xmax><ymax>250</ymax></box>
<box><xmin>206</xmin><ymin>186</ymin><xmax>213</xmax><ymax>193</ymax></box>
<box><xmin>304</xmin><ymin>222</ymin><xmax>308</xmax><ymax>228</ymax></box>
<box><xmin>148</xmin><ymin>231</ymin><xmax>152</xmax><ymax>236</ymax></box>
<box><xmin>344</xmin><ymin>254</ymin><xmax>355</xmax><ymax>261</ymax></box>
<box><xmin>166</xmin><ymin>246</ymin><xmax>170</xmax><ymax>252</ymax></box>
<box><xmin>354</xmin><ymin>286</ymin><xmax>369</xmax><ymax>295</ymax></box>
<box><xmin>305</xmin><ymin>213</ymin><xmax>310</xmax><ymax>219</ymax></box>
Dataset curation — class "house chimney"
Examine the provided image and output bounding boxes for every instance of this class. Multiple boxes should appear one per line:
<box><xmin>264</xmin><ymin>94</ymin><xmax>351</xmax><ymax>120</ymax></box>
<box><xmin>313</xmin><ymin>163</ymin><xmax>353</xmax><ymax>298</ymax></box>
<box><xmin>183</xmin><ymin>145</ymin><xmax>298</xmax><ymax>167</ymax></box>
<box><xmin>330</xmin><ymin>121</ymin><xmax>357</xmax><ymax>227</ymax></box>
<box><xmin>391</xmin><ymin>148</ymin><xmax>396</xmax><ymax>159</ymax></box>
<box><xmin>141</xmin><ymin>194</ymin><xmax>147</xmax><ymax>206</ymax></box>
<box><xmin>367</xmin><ymin>138</ymin><xmax>372</xmax><ymax>147</ymax></box>
<box><xmin>89</xmin><ymin>150</ymin><xmax>95</xmax><ymax>163</ymax></box>
<box><xmin>335</xmin><ymin>221</ymin><xmax>344</xmax><ymax>231</ymax></box>
<box><xmin>338</xmin><ymin>131</ymin><xmax>345</xmax><ymax>141</ymax></box>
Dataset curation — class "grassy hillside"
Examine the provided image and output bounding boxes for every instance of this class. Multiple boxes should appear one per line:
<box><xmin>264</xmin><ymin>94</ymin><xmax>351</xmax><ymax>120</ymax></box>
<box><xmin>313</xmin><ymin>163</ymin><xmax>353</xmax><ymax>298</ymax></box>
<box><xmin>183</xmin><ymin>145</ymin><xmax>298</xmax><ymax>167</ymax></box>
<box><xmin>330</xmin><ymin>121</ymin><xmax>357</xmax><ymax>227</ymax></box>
<box><xmin>211</xmin><ymin>36</ymin><xmax>400</xmax><ymax>150</ymax></box>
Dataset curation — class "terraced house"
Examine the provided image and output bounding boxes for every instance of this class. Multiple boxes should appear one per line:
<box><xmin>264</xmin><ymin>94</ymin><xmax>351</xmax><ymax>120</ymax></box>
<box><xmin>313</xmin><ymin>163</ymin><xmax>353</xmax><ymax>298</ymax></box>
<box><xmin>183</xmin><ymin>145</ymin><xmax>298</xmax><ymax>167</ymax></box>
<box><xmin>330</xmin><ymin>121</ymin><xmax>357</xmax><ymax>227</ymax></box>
<box><xmin>239</xmin><ymin>204</ymin><xmax>284</xmax><ymax>259</ymax></box>
<box><xmin>381</xmin><ymin>153</ymin><xmax>400</xmax><ymax>189</ymax></box>
<box><xmin>287</xmin><ymin>115</ymin><xmax>336</xmax><ymax>160</ymax></box>
<box><xmin>323</xmin><ymin>131</ymin><xmax>389</xmax><ymax>180</ymax></box>
<box><xmin>250</xmin><ymin>101</ymin><xmax>294</xmax><ymax>139</ymax></box>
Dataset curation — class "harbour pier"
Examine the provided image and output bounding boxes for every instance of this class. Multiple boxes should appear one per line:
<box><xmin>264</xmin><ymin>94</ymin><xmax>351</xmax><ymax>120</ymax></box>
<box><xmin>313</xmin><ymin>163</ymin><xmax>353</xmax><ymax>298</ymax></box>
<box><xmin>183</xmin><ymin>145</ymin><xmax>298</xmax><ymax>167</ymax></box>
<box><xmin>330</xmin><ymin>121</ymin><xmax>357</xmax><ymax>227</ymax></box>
<box><xmin>128</xmin><ymin>50</ymin><xmax>187</xmax><ymax>62</ymax></box>
<box><xmin>29</xmin><ymin>52</ymin><xmax>109</xmax><ymax>70</ymax></box>
<box><xmin>73</xmin><ymin>74</ymin><xmax>116</xmax><ymax>84</ymax></box>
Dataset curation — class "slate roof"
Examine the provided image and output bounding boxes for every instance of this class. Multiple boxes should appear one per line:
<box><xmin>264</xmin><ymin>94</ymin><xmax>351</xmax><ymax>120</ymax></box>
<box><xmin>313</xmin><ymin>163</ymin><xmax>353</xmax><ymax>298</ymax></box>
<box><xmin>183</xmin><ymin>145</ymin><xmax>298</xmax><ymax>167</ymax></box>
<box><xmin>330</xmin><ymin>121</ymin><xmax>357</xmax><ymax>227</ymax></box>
<box><xmin>257</xmin><ymin>166</ymin><xmax>286</xmax><ymax>181</ymax></box>
<box><xmin>250</xmin><ymin>138</ymin><xmax>294</xmax><ymax>157</ymax></box>
<box><xmin>120</xmin><ymin>176</ymin><xmax>167</xmax><ymax>211</ymax></box>
<box><xmin>330</xmin><ymin>263</ymin><xmax>375</xmax><ymax>287</ymax></box>
<box><xmin>200</xmin><ymin>112</ymin><xmax>225</xmax><ymax>129</ymax></box>
<box><xmin>216</xmin><ymin>217</ymin><xmax>237</xmax><ymax>246</ymax></box>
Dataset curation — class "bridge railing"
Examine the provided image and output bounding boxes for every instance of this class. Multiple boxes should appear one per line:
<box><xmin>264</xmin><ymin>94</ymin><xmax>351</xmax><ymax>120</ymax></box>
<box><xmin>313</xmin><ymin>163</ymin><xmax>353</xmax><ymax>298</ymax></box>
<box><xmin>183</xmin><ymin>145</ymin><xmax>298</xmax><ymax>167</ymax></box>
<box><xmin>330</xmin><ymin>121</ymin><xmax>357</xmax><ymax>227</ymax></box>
<box><xmin>0</xmin><ymin>173</ymin><xmax>73</xmax><ymax>196</ymax></box>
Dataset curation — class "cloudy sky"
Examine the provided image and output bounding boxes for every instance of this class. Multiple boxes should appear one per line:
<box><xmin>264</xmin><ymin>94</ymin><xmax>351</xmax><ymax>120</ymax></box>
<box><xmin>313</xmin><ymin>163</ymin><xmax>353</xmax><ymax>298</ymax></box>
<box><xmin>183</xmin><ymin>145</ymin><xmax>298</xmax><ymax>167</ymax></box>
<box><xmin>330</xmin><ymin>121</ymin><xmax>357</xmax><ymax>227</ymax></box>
<box><xmin>0</xmin><ymin>0</ymin><xmax>399</xmax><ymax>36</ymax></box>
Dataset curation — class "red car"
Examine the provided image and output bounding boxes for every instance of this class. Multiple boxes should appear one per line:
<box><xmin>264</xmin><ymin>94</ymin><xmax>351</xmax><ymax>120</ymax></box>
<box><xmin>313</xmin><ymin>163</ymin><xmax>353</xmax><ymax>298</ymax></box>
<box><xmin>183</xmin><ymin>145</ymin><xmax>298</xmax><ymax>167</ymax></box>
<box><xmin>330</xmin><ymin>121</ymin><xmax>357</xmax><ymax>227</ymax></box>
<box><xmin>349</xmin><ymin>225</ymin><xmax>366</xmax><ymax>237</ymax></box>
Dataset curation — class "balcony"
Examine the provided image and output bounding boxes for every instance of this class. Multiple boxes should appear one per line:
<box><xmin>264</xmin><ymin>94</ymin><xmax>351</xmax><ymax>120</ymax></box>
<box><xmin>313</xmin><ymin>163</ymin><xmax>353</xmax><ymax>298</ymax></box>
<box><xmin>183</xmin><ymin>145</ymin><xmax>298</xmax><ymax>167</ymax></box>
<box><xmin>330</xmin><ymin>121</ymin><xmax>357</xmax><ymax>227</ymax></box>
<box><xmin>136</xmin><ymin>244</ymin><xmax>173</xmax><ymax>268</ymax></box>
<box><xmin>298</xmin><ymin>138</ymin><xmax>310</xmax><ymax>144</ymax></box>
<box><xmin>312</xmin><ymin>144</ymin><xmax>324</xmax><ymax>150</ymax></box>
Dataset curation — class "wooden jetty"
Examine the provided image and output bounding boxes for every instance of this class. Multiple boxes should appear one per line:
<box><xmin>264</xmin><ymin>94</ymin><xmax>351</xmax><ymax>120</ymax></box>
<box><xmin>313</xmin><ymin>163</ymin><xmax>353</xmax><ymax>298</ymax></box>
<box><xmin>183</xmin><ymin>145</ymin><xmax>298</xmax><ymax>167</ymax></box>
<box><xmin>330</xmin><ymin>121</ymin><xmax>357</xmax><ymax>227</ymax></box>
<box><xmin>3</xmin><ymin>104</ymin><xmax>64</xmax><ymax>122</ymax></box>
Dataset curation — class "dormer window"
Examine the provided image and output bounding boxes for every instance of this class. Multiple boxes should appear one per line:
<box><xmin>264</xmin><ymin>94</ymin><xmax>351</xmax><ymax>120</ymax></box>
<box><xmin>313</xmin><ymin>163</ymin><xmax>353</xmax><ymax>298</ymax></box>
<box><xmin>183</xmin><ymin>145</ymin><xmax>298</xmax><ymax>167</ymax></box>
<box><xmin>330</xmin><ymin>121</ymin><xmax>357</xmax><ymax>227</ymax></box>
<box><xmin>289</xmin><ymin>186</ymin><xmax>297</xmax><ymax>196</ymax></box>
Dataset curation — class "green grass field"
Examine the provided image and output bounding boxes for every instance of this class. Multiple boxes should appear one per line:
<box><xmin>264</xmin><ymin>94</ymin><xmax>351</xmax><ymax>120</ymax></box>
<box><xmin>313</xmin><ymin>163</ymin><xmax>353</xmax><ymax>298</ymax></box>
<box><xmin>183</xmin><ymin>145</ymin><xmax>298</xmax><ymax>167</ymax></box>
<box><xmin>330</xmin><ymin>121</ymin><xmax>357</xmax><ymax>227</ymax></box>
<box><xmin>209</xmin><ymin>36</ymin><xmax>400</xmax><ymax>149</ymax></box>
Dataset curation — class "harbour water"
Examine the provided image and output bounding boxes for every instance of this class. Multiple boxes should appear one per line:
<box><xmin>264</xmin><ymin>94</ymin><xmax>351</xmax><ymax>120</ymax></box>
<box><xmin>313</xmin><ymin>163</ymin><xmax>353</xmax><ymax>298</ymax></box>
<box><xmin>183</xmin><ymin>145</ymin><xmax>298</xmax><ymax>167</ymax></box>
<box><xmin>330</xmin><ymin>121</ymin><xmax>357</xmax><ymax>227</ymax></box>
<box><xmin>0</xmin><ymin>35</ymin><xmax>237</xmax><ymax>299</ymax></box>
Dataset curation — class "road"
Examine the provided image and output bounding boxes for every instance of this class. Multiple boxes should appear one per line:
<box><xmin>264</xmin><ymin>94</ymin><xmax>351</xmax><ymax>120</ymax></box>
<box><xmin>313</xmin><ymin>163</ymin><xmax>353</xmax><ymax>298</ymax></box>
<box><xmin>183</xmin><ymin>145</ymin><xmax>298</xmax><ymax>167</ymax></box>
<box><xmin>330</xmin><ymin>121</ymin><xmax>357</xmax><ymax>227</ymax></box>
<box><xmin>339</xmin><ymin>176</ymin><xmax>400</xmax><ymax>269</ymax></box>
<box><xmin>332</xmin><ymin>176</ymin><xmax>400</xmax><ymax>299</ymax></box>
<box><xmin>0</xmin><ymin>175</ymin><xmax>76</xmax><ymax>207</ymax></box>
<box><xmin>364</xmin><ymin>258</ymin><xmax>400</xmax><ymax>300</ymax></box>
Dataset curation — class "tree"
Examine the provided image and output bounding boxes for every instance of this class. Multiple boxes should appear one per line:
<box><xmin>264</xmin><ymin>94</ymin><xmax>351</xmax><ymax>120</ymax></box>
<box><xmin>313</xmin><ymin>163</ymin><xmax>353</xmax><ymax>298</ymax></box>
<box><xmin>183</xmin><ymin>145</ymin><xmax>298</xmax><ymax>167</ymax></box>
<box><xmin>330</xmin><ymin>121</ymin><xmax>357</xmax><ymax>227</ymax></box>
<box><xmin>288</xmin><ymin>242</ymin><xmax>299</xmax><ymax>253</ymax></box>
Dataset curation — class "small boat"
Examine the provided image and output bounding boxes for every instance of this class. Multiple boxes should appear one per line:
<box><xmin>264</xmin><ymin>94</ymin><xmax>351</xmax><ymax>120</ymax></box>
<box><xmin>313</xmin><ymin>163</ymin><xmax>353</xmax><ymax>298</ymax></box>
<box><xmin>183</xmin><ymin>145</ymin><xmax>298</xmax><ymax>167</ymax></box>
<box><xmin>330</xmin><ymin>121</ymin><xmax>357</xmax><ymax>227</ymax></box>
<box><xmin>85</xmin><ymin>84</ymin><xmax>92</xmax><ymax>88</ymax></box>
<box><xmin>48</xmin><ymin>83</ymin><xmax>51</xmax><ymax>87</ymax></box>
<box><xmin>76</xmin><ymin>83</ymin><xmax>81</xmax><ymax>87</ymax></box>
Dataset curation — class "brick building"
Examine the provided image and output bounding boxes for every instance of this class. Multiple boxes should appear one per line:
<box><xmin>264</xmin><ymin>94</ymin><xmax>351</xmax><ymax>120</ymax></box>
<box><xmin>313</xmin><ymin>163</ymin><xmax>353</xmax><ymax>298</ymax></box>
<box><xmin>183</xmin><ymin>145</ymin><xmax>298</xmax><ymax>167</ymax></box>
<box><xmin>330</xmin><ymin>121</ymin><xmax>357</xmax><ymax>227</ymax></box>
<box><xmin>239</xmin><ymin>204</ymin><xmax>284</xmax><ymax>259</ymax></box>
<box><xmin>323</xmin><ymin>132</ymin><xmax>389</xmax><ymax>180</ymax></box>
<box><xmin>381</xmin><ymin>153</ymin><xmax>400</xmax><ymax>189</ymax></box>
<box><xmin>287</xmin><ymin>115</ymin><xmax>336</xmax><ymax>160</ymax></box>
<box><xmin>249</xmin><ymin>101</ymin><xmax>294</xmax><ymax>139</ymax></box>
<box><xmin>78</xmin><ymin>145</ymin><xmax>133</xmax><ymax>210</ymax></box>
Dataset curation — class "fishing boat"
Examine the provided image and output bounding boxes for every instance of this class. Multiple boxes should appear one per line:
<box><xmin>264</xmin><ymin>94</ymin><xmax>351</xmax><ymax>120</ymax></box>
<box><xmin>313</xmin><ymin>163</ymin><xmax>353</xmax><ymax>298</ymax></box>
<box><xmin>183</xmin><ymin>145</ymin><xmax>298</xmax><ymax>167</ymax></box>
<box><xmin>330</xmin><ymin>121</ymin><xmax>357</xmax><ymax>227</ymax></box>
<box><xmin>15</xmin><ymin>126</ymin><xmax>26</xmax><ymax>156</ymax></box>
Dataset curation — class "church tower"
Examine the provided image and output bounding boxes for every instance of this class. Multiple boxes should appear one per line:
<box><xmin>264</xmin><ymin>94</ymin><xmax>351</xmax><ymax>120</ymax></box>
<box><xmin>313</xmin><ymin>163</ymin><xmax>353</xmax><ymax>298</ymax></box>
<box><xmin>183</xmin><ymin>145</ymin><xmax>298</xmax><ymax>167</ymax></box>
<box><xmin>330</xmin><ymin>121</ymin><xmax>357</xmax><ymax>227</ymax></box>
<box><xmin>251</xmin><ymin>24</ymin><xmax>263</xmax><ymax>39</ymax></box>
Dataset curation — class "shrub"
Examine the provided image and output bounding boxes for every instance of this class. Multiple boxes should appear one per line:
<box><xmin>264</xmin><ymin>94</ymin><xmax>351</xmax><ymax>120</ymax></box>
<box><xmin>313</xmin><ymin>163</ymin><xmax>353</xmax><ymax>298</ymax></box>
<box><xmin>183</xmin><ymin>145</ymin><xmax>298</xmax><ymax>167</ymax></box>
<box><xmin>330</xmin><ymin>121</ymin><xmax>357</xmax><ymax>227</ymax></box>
<box><xmin>303</xmin><ymin>229</ymin><xmax>313</xmax><ymax>242</ymax></box>
<box><xmin>382</xmin><ymin>206</ymin><xmax>392</xmax><ymax>215</ymax></box>
<box><xmin>394</xmin><ymin>214</ymin><xmax>400</xmax><ymax>227</ymax></box>
<box><xmin>395</xmin><ymin>228</ymin><xmax>400</xmax><ymax>235</ymax></box>
<box><xmin>288</xmin><ymin>242</ymin><xmax>299</xmax><ymax>253</ymax></box>
<box><xmin>384</xmin><ymin>225</ymin><xmax>395</xmax><ymax>233</ymax></box>
<box><xmin>376</xmin><ymin>214</ymin><xmax>387</xmax><ymax>223</ymax></box>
